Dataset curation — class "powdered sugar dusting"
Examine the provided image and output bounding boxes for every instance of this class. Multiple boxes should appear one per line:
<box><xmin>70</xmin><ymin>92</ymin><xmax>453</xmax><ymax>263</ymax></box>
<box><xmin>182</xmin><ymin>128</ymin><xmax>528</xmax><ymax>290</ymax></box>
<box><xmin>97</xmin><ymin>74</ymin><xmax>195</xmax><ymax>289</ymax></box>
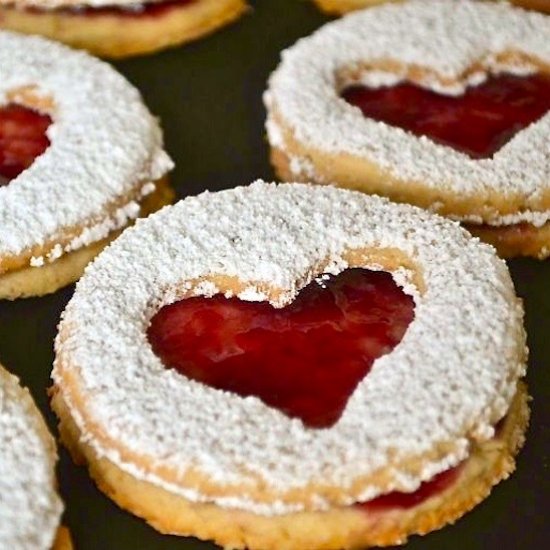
<box><xmin>266</xmin><ymin>0</ymin><xmax>550</xmax><ymax>224</ymax></box>
<box><xmin>0</xmin><ymin>31</ymin><xmax>173</xmax><ymax>271</ymax></box>
<box><xmin>54</xmin><ymin>182</ymin><xmax>526</xmax><ymax>514</ymax></box>
<box><xmin>0</xmin><ymin>366</ymin><xmax>63</xmax><ymax>549</ymax></box>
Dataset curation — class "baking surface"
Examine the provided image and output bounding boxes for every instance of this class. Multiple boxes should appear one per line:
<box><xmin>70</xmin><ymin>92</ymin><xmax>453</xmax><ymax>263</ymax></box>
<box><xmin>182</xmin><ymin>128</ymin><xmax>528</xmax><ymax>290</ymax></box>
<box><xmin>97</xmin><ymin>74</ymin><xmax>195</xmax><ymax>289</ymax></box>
<box><xmin>0</xmin><ymin>0</ymin><xmax>548</xmax><ymax>548</ymax></box>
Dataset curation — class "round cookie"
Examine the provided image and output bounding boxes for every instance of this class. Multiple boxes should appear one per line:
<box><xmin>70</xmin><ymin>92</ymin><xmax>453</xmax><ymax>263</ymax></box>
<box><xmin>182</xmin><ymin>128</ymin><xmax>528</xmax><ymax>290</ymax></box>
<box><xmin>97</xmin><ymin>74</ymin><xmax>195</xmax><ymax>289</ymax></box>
<box><xmin>0</xmin><ymin>31</ymin><xmax>174</xmax><ymax>300</ymax></box>
<box><xmin>265</xmin><ymin>0</ymin><xmax>550</xmax><ymax>258</ymax></box>
<box><xmin>0</xmin><ymin>0</ymin><xmax>247</xmax><ymax>58</ymax></box>
<box><xmin>0</xmin><ymin>362</ymin><xmax>69</xmax><ymax>550</ymax></box>
<box><xmin>52</xmin><ymin>181</ymin><xmax>528</xmax><ymax>549</ymax></box>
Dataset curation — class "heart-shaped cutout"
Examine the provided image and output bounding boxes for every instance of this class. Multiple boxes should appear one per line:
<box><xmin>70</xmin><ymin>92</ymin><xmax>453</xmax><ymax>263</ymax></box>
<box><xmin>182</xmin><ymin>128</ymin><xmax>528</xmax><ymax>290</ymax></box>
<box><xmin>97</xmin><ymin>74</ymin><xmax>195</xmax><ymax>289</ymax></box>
<box><xmin>148</xmin><ymin>269</ymin><xmax>415</xmax><ymax>428</ymax></box>
<box><xmin>342</xmin><ymin>73</ymin><xmax>550</xmax><ymax>159</ymax></box>
<box><xmin>0</xmin><ymin>104</ymin><xmax>52</xmax><ymax>186</ymax></box>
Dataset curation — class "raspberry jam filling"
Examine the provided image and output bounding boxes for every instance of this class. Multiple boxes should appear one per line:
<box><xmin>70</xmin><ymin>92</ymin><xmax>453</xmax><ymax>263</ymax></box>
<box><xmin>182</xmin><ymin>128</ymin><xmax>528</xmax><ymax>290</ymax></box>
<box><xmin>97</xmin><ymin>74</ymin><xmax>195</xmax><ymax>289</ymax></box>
<box><xmin>357</xmin><ymin>463</ymin><xmax>464</xmax><ymax>512</ymax></box>
<box><xmin>148</xmin><ymin>269</ymin><xmax>415</xmax><ymax>428</ymax></box>
<box><xmin>0</xmin><ymin>104</ymin><xmax>52</xmax><ymax>186</ymax></box>
<box><xmin>341</xmin><ymin>73</ymin><xmax>550</xmax><ymax>158</ymax></box>
<box><xmin>354</xmin><ymin>403</ymin><xmax>509</xmax><ymax>511</ymax></box>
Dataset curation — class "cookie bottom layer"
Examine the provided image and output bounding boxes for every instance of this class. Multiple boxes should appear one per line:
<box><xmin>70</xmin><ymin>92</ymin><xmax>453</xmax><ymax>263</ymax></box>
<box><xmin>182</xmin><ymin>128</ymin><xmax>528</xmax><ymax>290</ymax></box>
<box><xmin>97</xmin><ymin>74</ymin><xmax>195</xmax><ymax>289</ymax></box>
<box><xmin>466</xmin><ymin>221</ymin><xmax>550</xmax><ymax>259</ymax></box>
<box><xmin>510</xmin><ymin>0</ymin><xmax>550</xmax><ymax>13</ymax></box>
<box><xmin>0</xmin><ymin>0</ymin><xmax>246</xmax><ymax>58</ymax></box>
<box><xmin>313</xmin><ymin>0</ymin><xmax>402</xmax><ymax>15</ymax></box>
<box><xmin>51</xmin><ymin>381</ymin><xmax>528</xmax><ymax>550</ymax></box>
<box><xmin>53</xmin><ymin>526</ymin><xmax>72</xmax><ymax>550</ymax></box>
<box><xmin>0</xmin><ymin>178</ymin><xmax>173</xmax><ymax>300</ymax></box>
<box><xmin>313</xmin><ymin>1</ymin><xmax>550</xmax><ymax>15</ymax></box>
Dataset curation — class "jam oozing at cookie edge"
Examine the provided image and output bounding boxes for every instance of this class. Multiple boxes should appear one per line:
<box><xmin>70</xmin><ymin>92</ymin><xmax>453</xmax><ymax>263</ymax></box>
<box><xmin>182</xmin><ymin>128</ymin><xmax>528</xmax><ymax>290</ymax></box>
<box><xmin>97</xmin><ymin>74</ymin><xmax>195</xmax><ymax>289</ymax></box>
<box><xmin>27</xmin><ymin>0</ymin><xmax>195</xmax><ymax>18</ymax></box>
<box><xmin>341</xmin><ymin>73</ymin><xmax>550</xmax><ymax>158</ymax></box>
<box><xmin>0</xmin><ymin>104</ymin><xmax>52</xmax><ymax>186</ymax></box>
<box><xmin>148</xmin><ymin>269</ymin><xmax>415</xmax><ymax>429</ymax></box>
<box><xmin>357</xmin><ymin>463</ymin><xmax>463</xmax><ymax>512</ymax></box>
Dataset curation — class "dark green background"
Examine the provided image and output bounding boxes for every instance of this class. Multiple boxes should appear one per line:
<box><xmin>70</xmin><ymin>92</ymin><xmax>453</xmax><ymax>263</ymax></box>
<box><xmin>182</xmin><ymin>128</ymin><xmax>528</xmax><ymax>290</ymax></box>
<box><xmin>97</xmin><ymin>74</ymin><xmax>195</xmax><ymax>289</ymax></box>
<box><xmin>0</xmin><ymin>0</ymin><xmax>549</xmax><ymax>548</ymax></box>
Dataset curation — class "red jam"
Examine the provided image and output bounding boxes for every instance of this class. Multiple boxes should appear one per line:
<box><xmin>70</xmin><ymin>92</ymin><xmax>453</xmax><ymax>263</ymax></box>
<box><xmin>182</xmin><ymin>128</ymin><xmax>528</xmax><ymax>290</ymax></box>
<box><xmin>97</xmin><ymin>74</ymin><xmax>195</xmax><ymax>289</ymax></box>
<box><xmin>358</xmin><ymin>463</ymin><xmax>463</xmax><ymax>512</ymax></box>
<box><xmin>148</xmin><ymin>269</ymin><xmax>415</xmax><ymax>429</ymax></box>
<box><xmin>341</xmin><ymin>73</ymin><xmax>550</xmax><ymax>158</ymax></box>
<box><xmin>0</xmin><ymin>104</ymin><xmax>52</xmax><ymax>186</ymax></box>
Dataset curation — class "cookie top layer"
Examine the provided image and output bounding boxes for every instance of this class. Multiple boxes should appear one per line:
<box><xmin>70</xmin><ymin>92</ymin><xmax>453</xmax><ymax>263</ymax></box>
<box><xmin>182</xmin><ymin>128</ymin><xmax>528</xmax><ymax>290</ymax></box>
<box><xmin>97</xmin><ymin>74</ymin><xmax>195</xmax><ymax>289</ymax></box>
<box><xmin>0</xmin><ymin>365</ymin><xmax>63</xmax><ymax>550</ymax></box>
<box><xmin>266</xmin><ymin>0</ymin><xmax>550</xmax><ymax>224</ymax></box>
<box><xmin>54</xmin><ymin>182</ymin><xmax>526</xmax><ymax>514</ymax></box>
<box><xmin>0</xmin><ymin>31</ymin><xmax>172</xmax><ymax>272</ymax></box>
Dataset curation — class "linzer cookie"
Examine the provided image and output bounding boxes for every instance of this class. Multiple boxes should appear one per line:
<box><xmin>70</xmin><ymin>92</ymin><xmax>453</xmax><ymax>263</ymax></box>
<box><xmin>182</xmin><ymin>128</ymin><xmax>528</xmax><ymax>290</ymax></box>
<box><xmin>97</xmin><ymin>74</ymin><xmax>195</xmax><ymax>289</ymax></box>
<box><xmin>0</xmin><ymin>31</ymin><xmax>174</xmax><ymax>300</ymax></box>
<box><xmin>266</xmin><ymin>0</ymin><xmax>550</xmax><ymax>258</ymax></box>
<box><xmin>0</xmin><ymin>362</ymin><xmax>70</xmax><ymax>550</ymax></box>
<box><xmin>52</xmin><ymin>182</ymin><xmax>528</xmax><ymax>550</ymax></box>
<box><xmin>0</xmin><ymin>0</ymin><xmax>247</xmax><ymax>58</ymax></box>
